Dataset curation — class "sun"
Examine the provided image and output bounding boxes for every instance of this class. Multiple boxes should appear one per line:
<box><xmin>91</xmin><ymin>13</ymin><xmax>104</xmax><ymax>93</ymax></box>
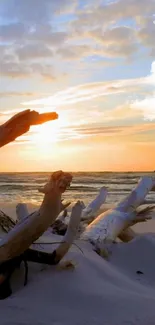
<box><xmin>31</xmin><ymin>113</ymin><xmax>69</xmax><ymax>146</ymax></box>
<box><xmin>32</xmin><ymin>122</ymin><xmax>59</xmax><ymax>144</ymax></box>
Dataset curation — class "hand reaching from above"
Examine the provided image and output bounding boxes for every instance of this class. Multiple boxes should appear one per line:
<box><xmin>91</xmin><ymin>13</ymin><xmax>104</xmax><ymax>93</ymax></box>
<box><xmin>0</xmin><ymin>109</ymin><xmax>58</xmax><ymax>147</ymax></box>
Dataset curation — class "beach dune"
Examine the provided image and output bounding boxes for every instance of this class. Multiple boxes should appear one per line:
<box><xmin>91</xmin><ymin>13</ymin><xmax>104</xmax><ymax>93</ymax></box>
<box><xmin>0</xmin><ymin>203</ymin><xmax>155</xmax><ymax>325</ymax></box>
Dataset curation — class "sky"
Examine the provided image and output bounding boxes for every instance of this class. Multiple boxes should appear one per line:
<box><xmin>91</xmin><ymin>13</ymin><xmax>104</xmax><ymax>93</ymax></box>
<box><xmin>0</xmin><ymin>0</ymin><xmax>155</xmax><ymax>172</ymax></box>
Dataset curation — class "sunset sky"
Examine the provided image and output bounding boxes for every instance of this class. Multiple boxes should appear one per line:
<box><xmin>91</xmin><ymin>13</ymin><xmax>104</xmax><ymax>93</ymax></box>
<box><xmin>0</xmin><ymin>0</ymin><xmax>155</xmax><ymax>172</ymax></box>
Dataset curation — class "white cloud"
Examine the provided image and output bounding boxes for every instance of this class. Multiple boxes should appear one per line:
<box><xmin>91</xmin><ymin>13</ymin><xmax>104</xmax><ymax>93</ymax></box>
<box><xmin>151</xmin><ymin>61</ymin><xmax>155</xmax><ymax>80</ymax></box>
<box><xmin>131</xmin><ymin>96</ymin><xmax>155</xmax><ymax>121</ymax></box>
<box><xmin>130</xmin><ymin>61</ymin><xmax>155</xmax><ymax>120</ymax></box>
<box><xmin>0</xmin><ymin>92</ymin><xmax>36</xmax><ymax>97</ymax></box>
<box><xmin>23</xmin><ymin>61</ymin><xmax>155</xmax><ymax>107</ymax></box>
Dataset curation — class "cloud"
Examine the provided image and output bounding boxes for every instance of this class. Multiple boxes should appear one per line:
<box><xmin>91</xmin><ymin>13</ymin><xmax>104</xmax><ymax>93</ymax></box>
<box><xmin>21</xmin><ymin>61</ymin><xmax>155</xmax><ymax>133</ymax></box>
<box><xmin>103</xmin><ymin>104</ymin><xmax>141</xmax><ymax>121</ymax></box>
<box><xmin>0</xmin><ymin>92</ymin><xmax>37</xmax><ymax>98</ymax></box>
<box><xmin>23</xmin><ymin>82</ymin><xmax>124</xmax><ymax>106</ymax></box>
<box><xmin>73</xmin><ymin>0</ymin><xmax>155</xmax><ymax>29</ymax></box>
<box><xmin>24</xmin><ymin>61</ymin><xmax>155</xmax><ymax>107</ymax></box>
<box><xmin>42</xmin><ymin>122</ymin><xmax>155</xmax><ymax>143</ymax></box>
<box><xmin>71</xmin><ymin>124</ymin><xmax>124</xmax><ymax>136</ymax></box>
<box><xmin>131</xmin><ymin>96</ymin><xmax>155</xmax><ymax>121</ymax></box>
<box><xmin>0</xmin><ymin>23</ymin><xmax>68</xmax><ymax>80</ymax></box>
<box><xmin>0</xmin><ymin>61</ymin><xmax>31</xmax><ymax>79</ymax></box>
<box><xmin>28</xmin><ymin>26</ymin><xmax>68</xmax><ymax>46</ymax></box>
<box><xmin>56</xmin><ymin>45</ymin><xmax>96</xmax><ymax>60</ymax></box>
<box><xmin>0</xmin><ymin>2</ymin><xmax>70</xmax><ymax>79</ymax></box>
<box><xmin>68</xmin><ymin>122</ymin><xmax>155</xmax><ymax>137</ymax></box>
<box><xmin>137</xmin><ymin>17</ymin><xmax>155</xmax><ymax>56</ymax></box>
<box><xmin>129</xmin><ymin>61</ymin><xmax>155</xmax><ymax>120</ymax></box>
<box><xmin>0</xmin><ymin>22</ymin><xmax>68</xmax><ymax>47</ymax></box>
<box><xmin>15</xmin><ymin>44</ymin><xmax>53</xmax><ymax>61</ymax></box>
<box><xmin>0</xmin><ymin>58</ymin><xmax>57</xmax><ymax>81</ymax></box>
<box><xmin>0</xmin><ymin>0</ymin><xmax>154</xmax><ymax>56</ymax></box>
<box><xmin>0</xmin><ymin>0</ymin><xmax>154</xmax><ymax>152</ymax></box>
<box><xmin>1</xmin><ymin>107</ymin><xmax>154</xmax><ymax>145</ymax></box>
<box><xmin>0</xmin><ymin>0</ymin><xmax>154</xmax><ymax>84</ymax></box>
<box><xmin>0</xmin><ymin>22</ymin><xmax>27</xmax><ymax>42</ymax></box>
<box><xmin>88</xmin><ymin>26</ymin><xmax>138</xmax><ymax>58</ymax></box>
<box><xmin>0</xmin><ymin>110</ymin><xmax>19</xmax><ymax>124</ymax></box>
<box><xmin>101</xmin><ymin>59</ymin><xmax>155</xmax><ymax>121</ymax></box>
<box><xmin>56</xmin><ymin>32</ymin><xmax>138</xmax><ymax>60</ymax></box>
<box><xmin>104</xmin><ymin>61</ymin><xmax>155</xmax><ymax>122</ymax></box>
<box><xmin>69</xmin><ymin>0</ymin><xmax>155</xmax><ymax>59</ymax></box>
<box><xmin>145</xmin><ymin>61</ymin><xmax>155</xmax><ymax>85</ymax></box>
<box><xmin>0</xmin><ymin>0</ymin><xmax>77</xmax><ymax>24</ymax></box>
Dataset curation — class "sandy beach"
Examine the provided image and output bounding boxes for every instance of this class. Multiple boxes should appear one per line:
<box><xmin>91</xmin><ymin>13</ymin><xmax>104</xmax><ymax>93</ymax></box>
<box><xmin>0</xmin><ymin>203</ymin><xmax>155</xmax><ymax>325</ymax></box>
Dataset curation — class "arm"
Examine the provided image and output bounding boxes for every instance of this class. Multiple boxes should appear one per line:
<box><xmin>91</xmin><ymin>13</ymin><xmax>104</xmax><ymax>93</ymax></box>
<box><xmin>0</xmin><ymin>109</ymin><xmax>58</xmax><ymax>148</ymax></box>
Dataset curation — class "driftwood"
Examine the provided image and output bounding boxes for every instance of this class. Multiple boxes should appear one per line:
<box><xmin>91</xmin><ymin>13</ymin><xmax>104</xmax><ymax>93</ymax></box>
<box><xmin>16</xmin><ymin>204</ymin><xmax>29</xmax><ymax>222</ymax></box>
<box><xmin>1</xmin><ymin>176</ymin><xmax>154</xmax><ymax>263</ymax></box>
<box><xmin>15</xmin><ymin>202</ymin><xmax>74</xmax><ymax>239</ymax></box>
<box><xmin>81</xmin><ymin>187</ymin><xmax>107</xmax><ymax>220</ymax></box>
<box><xmin>16</xmin><ymin>201</ymin><xmax>83</xmax><ymax>265</ymax></box>
<box><xmin>81</xmin><ymin>176</ymin><xmax>155</xmax><ymax>255</ymax></box>
<box><xmin>49</xmin><ymin>201</ymin><xmax>83</xmax><ymax>264</ymax></box>
<box><xmin>116</xmin><ymin>176</ymin><xmax>155</xmax><ymax>213</ymax></box>
<box><xmin>0</xmin><ymin>171</ymin><xmax>72</xmax><ymax>263</ymax></box>
<box><xmin>118</xmin><ymin>205</ymin><xmax>155</xmax><ymax>242</ymax></box>
<box><xmin>0</xmin><ymin>197</ymin><xmax>82</xmax><ymax>300</ymax></box>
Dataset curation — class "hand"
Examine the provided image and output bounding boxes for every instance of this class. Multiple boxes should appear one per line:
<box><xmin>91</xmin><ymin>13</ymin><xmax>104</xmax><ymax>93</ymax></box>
<box><xmin>0</xmin><ymin>109</ymin><xmax>58</xmax><ymax>147</ymax></box>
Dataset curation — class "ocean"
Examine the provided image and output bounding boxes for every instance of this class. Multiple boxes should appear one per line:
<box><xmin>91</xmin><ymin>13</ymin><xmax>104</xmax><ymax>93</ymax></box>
<box><xmin>0</xmin><ymin>172</ymin><xmax>154</xmax><ymax>206</ymax></box>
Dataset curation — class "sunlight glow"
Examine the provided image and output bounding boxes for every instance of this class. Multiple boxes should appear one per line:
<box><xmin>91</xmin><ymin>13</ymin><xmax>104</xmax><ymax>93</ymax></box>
<box><xmin>32</xmin><ymin>122</ymin><xmax>59</xmax><ymax>144</ymax></box>
<box><xmin>29</xmin><ymin>114</ymin><xmax>70</xmax><ymax>157</ymax></box>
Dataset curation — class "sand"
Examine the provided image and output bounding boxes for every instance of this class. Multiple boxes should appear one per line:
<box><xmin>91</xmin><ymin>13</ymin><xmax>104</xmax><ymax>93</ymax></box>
<box><xmin>0</xmin><ymin>203</ymin><xmax>155</xmax><ymax>325</ymax></box>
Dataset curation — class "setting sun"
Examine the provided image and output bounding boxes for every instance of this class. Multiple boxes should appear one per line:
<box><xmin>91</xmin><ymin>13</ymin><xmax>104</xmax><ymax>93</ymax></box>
<box><xmin>31</xmin><ymin>113</ymin><xmax>70</xmax><ymax>145</ymax></box>
<box><xmin>32</xmin><ymin>122</ymin><xmax>60</xmax><ymax>144</ymax></box>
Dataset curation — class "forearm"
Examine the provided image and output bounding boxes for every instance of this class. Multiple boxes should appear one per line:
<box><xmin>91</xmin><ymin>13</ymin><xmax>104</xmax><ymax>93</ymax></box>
<box><xmin>0</xmin><ymin>124</ymin><xmax>21</xmax><ymax>148</ymax></box>
<box><xmin>0</xmin><ymin>125</ymin><xmax>6</xmax><ymax>148</ymax></box>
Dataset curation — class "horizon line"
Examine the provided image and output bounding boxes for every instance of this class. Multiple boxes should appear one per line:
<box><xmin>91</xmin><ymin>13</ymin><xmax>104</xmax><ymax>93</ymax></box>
<box><xmin>0</xmin><ymin>171</ymin><xmax>154</xmax><ymax>174</ymax></box>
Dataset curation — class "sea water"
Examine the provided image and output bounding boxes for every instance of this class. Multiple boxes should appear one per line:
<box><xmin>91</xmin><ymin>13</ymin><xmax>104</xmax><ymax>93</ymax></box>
<box><xmin>0</xmin><ymin>172</ymin><xmax>154</xmax><ymax>207</ymax></box>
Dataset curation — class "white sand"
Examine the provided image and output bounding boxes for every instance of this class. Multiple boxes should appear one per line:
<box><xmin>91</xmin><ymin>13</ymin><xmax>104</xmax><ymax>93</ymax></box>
<box><xmin>0</xmin><ymin>204</ymin><xmax>155</xmax><ymax>325</ymax></box>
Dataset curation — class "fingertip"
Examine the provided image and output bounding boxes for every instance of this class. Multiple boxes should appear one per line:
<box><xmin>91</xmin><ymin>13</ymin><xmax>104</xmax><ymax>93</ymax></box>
<box><xmin>52</xmin><ymin>112</ymin><xmax>59</xmax><ymax>120</ymax></box>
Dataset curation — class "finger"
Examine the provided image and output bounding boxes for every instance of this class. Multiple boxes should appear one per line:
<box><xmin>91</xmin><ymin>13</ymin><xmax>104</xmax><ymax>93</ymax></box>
<box><xmin>31</xmin><ymin>112</ymin><xmax>59</xmax><ymax>125</ymax></box>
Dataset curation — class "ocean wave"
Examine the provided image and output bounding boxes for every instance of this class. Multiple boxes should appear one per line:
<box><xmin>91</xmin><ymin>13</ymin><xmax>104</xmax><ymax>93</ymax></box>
<box><xmin>0</xmin><ymin>172</ymin><xmax>153</xmax><ymax>205</ymax></box>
